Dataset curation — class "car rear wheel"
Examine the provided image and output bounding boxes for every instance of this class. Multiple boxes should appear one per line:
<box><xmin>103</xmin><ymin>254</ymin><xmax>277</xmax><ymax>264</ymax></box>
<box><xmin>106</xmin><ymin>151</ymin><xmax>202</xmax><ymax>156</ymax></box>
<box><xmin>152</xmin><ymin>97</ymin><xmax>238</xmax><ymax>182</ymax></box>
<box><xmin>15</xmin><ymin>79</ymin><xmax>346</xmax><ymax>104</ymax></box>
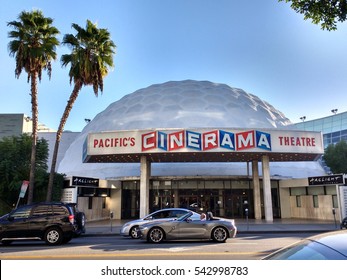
<box><xmin>79</xmin><ymin>213</ymin><xmax>86</xmax><ymax>230</ymax></box>
<box><xmin>75</xmin><ymin>212</ymin><xmax>86</xmax><ymax>236</ymax></box>
<box><xmin>130</xmin><ymin>226</ymin><xmax>140</xmax><ymax>239</ymax></box>
<box><xmin>148</xmin><ymin>227</ymin><xmax>164</xmax><ymax>243</ymax></box>
<box><xmin>212</xmin><ymin>227</ymin><xmax>228</xmax><ymax>242</ymax></box>
<box><xmin>44</xmin><ymin>227</ymin><xmax>63</xmax><ymax>245</ymax></box>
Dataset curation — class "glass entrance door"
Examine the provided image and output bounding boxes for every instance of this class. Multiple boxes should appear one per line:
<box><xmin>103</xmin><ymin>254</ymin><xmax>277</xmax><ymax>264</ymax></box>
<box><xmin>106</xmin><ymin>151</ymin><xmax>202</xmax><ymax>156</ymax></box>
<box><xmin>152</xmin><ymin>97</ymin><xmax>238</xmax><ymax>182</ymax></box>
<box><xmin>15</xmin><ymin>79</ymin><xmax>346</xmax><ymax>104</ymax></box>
<box><xmin>224</xmin><ymin>191</ymin><xmax>251</xmax><ymax>218</ymax></box>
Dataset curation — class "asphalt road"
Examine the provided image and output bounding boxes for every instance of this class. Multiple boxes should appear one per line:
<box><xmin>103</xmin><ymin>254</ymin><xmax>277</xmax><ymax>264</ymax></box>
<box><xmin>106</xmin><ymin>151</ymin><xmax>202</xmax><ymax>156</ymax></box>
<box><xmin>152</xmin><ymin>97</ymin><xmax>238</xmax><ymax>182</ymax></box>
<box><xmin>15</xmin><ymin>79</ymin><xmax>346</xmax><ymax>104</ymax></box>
<box><xmin>0</xmin><ymin>232</ymin><xmax>312</xmax><ymax>260</ymax></box>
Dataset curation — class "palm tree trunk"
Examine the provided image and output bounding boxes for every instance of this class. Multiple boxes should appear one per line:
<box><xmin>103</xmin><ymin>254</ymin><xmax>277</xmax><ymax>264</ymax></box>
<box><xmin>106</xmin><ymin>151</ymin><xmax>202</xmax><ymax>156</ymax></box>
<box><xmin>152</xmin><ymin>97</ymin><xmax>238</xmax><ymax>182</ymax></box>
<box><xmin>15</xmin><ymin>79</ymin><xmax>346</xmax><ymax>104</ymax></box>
<box><xmin>46</xmin><ymin>82</ymin><xmax>82</xmax><ymax>201</ymax></box>
<box><xmin>27</xmin><ymin>72</ymin><xmax>39</xmax><ymax>204</ymax></box>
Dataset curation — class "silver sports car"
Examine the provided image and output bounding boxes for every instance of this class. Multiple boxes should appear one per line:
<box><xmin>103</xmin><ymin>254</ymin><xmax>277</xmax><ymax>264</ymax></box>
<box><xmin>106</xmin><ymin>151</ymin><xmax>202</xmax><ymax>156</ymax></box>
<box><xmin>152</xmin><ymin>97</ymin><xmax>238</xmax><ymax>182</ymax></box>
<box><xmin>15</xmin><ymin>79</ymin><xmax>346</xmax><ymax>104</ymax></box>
<box><xmin>139</xmin><ymin>211</ymin><xmax>237</xmax><ymax>243</ymax></box>
<box><xmin>120</xmin><ymin>208</ymin><xmax>200</xmax><ymax>238</ymax></box>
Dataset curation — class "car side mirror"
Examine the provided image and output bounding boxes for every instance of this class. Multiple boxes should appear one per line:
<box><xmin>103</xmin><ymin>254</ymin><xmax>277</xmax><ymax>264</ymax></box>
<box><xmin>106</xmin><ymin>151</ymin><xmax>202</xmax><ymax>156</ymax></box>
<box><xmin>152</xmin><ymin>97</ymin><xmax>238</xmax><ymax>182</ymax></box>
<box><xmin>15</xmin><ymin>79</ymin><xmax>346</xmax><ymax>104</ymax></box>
<box><xmin>186</xmin><ymin>218</ymin><xmax>192</xmax><ymax>222</ymax></box>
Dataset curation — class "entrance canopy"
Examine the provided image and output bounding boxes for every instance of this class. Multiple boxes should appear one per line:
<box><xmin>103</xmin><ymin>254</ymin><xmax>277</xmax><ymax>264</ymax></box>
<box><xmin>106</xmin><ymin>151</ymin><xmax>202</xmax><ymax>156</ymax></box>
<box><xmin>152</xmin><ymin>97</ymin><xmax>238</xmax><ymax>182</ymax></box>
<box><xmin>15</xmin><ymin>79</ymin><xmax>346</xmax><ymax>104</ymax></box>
<box><xmin>83</xmin><ymin>128</ymin><xmax>324</xmax><ymax>163</ymax></box>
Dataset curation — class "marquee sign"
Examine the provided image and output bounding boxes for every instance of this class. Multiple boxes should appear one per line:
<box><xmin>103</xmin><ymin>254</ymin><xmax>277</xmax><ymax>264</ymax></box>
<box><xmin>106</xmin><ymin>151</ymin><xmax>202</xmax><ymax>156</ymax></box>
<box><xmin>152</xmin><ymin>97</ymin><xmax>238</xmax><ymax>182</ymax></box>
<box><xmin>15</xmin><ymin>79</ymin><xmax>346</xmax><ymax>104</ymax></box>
<box><xmin>308</xmin><ymin>174</ymin><xmax>344</xmax><ymax>186</ymax></box>
<box><xmin>83</xmin><ymin>128</ymin><xmax>323</xmax><ymax>162</ymax></box>
<box><xmin>72</xmin><ymin>176</ymin><xmax>99</xmax><ymax>187</ymax></box>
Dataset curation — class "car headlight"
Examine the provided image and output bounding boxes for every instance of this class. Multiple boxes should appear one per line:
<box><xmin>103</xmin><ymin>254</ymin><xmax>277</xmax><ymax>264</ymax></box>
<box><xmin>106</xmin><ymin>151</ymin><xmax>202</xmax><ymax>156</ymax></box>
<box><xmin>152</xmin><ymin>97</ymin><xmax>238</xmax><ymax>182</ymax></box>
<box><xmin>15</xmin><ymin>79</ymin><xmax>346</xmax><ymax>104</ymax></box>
<box><xmin>122</xmin><ymin>224</ymin><xmax>129</xmax><ymax>230</ymax></box>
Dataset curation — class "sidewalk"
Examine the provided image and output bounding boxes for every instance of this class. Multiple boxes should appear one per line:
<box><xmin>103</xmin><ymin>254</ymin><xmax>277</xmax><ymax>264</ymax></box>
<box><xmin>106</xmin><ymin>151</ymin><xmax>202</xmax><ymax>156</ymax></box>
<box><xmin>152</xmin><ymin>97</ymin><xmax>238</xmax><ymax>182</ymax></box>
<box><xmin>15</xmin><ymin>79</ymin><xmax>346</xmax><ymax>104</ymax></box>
<box><xmin>83</xmin><ymin>218</ymin><xmax>341</xmax><ymax>236</ymax></box>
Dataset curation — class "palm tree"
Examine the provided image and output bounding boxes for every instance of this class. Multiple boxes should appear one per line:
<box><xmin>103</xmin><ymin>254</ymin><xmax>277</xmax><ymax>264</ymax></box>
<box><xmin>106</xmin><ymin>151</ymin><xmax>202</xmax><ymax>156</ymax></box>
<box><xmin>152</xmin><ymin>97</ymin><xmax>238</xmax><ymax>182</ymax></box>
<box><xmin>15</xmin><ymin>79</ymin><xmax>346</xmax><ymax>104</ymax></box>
<box><xmin>46</xmin><ymin>20</ymin><xmax>116</xmax><ymax>201</ymax></box>
<box><xmin>7</xmin><ymin>10</ymin><xmax>59</xmax><ymax>204</ymax></box>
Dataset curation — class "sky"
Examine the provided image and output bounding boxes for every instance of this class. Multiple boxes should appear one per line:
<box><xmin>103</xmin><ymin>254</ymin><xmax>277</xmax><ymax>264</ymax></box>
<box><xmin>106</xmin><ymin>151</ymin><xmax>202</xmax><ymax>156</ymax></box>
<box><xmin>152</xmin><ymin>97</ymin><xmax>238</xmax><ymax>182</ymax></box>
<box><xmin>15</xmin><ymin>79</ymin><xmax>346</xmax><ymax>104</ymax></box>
<box><xmin>1</xmin><ymin>0</ymin><xmax>347</xmax><ymax>132</ymax></box>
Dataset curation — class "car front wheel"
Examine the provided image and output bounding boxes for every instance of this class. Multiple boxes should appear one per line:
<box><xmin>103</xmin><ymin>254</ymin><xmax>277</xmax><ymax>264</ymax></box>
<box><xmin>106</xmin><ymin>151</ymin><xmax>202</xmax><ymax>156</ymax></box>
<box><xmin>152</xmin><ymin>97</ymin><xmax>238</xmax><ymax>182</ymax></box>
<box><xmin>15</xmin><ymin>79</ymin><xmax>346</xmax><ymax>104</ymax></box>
<box><xmin>130</xmin><ymin>226</ymin><xmax>140</xmax><ymax>239</ymax></box>
<box><xmin>147</xmin><ymin>227</ymin><xmax>165</xmax><ymax>243</ymax></box>
<box><xmin>44</xmin><ymin>227</ymin><xmax>63</xmax><ymax>245</ymax></box>
<box><xmin>212</xmin><ymin>227</ymin><xmax>228</xmax><ymax>243</ymax></box>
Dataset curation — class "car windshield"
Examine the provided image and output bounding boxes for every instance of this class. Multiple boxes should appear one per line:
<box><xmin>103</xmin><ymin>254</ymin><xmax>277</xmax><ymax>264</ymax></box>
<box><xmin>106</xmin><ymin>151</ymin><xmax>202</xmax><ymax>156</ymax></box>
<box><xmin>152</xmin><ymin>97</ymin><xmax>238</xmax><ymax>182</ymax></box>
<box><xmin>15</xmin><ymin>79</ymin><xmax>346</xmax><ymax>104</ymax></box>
<box><xmin>265</xmin><ymin>239</ymin><xmax>347</xmax><ymax>260</ymax></box>
<box><xmin>177</xmin><ymin>211</ymin><xmax>193</xmax><ymax>222</ymax></box>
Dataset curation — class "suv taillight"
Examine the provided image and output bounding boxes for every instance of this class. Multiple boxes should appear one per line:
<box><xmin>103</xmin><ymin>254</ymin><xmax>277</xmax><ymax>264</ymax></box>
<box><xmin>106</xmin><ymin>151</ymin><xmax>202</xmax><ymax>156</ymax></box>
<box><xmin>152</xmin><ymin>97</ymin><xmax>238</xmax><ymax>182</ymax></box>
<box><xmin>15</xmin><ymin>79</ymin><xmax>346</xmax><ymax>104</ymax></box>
<box><xmin>69</xmin><ymin>214</ymin><xmax>75</xmax><ymax>224</ymax></box>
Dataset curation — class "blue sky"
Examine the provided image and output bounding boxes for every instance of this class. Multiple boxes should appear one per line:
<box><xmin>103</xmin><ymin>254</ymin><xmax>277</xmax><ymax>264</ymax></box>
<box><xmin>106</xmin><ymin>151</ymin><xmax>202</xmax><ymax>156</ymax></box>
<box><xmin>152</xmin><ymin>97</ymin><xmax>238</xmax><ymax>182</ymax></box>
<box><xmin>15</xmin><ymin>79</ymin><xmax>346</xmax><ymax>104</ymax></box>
<box><xmin>1</xmin><ymin>0</ymin><xmax>347</xmax><ymax>132</ymax></box>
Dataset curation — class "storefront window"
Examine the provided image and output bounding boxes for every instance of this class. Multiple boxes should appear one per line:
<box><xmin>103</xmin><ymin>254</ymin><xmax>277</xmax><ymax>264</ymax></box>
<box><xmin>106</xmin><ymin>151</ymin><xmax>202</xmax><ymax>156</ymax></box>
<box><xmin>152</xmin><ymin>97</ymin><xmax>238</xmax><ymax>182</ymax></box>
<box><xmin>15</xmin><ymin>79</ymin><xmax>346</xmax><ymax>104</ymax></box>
<box><xmin>296</xmin><ymin>196</ymin><xmax>301</xmax><ymax>207</ymax></box>
<box><xmin>307</xmin><ymin>186</ymin><xmax>324</xmax><ymax>195</ymax></box>
<box><xmin>290</xmin><ymin>187</ymin><xmax>307</xmax><ymax>196</ymax></box>
<box><xmin>120</xmin><ymin>178</ymin><xmax>280</xmax><ymax>219</ymax></box>
<box><xmin>313</xmin><ymin>195</ymin><xmax>319</xmax><ymax>208</ymax></box>
<box><xmin>150</xmin><ymin>180</ymin><xmax>173</xmax><ymax>211</ymax></box>
<box><xmin>325</xmin><ymin>185</ymin><xmax>337</xmax><ymax>195</ymax></box>
<box><xmin>121</xmin><ymin>181</ymin><xmax>139</xmax><ymax>219</ymax></box>
<box><xmin>332</xmin><ymin>195</ymin><xmax>338</xmax><ymax>208</ymax></box>
<box><xmin>88</xmin><ymin>197</ymin><xmax>93</xmax><ymax>209</ymax></box>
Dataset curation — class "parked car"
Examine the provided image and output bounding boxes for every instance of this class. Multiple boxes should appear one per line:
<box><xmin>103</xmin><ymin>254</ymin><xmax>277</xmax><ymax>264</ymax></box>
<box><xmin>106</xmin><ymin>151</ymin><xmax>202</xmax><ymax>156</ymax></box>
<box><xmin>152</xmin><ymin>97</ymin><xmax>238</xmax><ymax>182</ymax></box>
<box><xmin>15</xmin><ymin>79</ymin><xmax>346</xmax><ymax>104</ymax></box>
<box><xmin>67</xmin><ymin>203</ymin><xmax>86</xmax><ymax>236</ymax></box>
<box><xmin>139</xmin><ymin>211</ymin><xmax>237</xmax><ymax>243</ymax></box>
<box><xmin>120</xmin><ymin>208</ymin><xmax>200</xmax><ymax>239</ymax></box>
<box><xmin>263</xmin><ymin>230</ymin><xmax>347</xmax><ymax>260</ymax></box>
<box><xmin>0</xmin><ymin>202</ymin><xmax>77</xmax><ymax>246</ymax></box>
<box><xmin>340</xmin><ymin>217</ymin><xmax>347</xmax><ymax>229</ymax></box>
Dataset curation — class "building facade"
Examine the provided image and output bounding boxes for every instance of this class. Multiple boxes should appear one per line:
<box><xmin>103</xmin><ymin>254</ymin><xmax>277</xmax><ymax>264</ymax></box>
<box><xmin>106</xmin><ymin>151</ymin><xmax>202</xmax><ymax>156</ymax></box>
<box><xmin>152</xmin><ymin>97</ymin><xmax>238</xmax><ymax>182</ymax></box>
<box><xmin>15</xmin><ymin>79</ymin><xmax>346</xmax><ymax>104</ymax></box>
<box><xmin>56</xmin><ymin>81</ymin><xmax>345</xmax><ymax>222</ymax></box>
<box><xmin>294</xmin><ymin>110</ymin><xmax>347</xmax><ymax>148</ymax></box>
<box><xmin>0</xmin><ymin>113</ymin><xmax>33</xmax><ymax>138</ymax></box>
<box><xmin>2</xmin><ymin>81</ymin><xmax>346</xmax><ymax>222</ymax></box>
<box><xmin>0</xmin><ymin>113</ymin><xmax>56</xmax><ymax>139</ymax></box>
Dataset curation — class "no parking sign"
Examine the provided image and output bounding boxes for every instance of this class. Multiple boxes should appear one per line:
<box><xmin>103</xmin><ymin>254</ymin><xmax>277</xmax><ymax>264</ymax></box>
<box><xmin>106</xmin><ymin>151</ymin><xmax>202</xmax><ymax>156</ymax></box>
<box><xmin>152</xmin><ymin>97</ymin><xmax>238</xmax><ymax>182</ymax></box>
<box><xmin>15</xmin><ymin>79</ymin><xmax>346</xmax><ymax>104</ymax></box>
<box><xmin>19</xmin><ymin>180</ymin><xmax>29</xmax><ymax>198</ymax></box>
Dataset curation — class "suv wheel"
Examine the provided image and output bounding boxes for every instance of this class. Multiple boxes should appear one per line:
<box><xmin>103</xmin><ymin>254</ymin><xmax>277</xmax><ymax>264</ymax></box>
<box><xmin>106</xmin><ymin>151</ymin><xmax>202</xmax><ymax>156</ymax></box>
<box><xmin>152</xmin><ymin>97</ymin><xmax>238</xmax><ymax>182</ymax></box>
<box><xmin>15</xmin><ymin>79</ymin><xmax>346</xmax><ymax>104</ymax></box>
<box><xmin>75</xmin><ymin>212</ymin><xmax>86</xmax><ymax>236</ymax></box>
<box><xmin>44</xmin><ymin>227</ymin><xmax>63</xmax><ymax>245</ymax></box>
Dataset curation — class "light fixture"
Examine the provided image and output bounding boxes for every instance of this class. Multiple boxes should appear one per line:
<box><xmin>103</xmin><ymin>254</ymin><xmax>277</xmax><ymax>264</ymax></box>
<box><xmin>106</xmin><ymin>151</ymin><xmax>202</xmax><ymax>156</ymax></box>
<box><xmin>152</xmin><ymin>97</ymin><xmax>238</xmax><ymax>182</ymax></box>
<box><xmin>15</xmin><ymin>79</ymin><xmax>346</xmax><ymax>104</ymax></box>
<box><xmin>300</xmin><ymin>116</ymin><xmax>306</xmax><ymax>122</ymax></box>
<box><xmin>331</xmin><ymin>109</ymin><xmax>338</xmax><ymax>114</ymax></box>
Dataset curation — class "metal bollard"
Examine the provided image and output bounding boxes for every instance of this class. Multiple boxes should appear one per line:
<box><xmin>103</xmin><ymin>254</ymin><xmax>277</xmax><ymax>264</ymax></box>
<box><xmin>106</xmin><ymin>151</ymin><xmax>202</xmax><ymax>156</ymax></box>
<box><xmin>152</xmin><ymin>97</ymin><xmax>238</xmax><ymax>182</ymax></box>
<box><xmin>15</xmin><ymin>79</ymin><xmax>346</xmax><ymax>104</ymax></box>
<box><xmin>332</xmin><ymin>208</ymin><xmax>337</xmax><ymax>229</ymax></box>
<box><xmin>245</xmin><ymin>208</ymin><xmax>249</xmax><ymax>231</ymax></box>
<box><xmin>110</xmin><ymin>211</ymin><xmax>114</xmax><ymax>232</ymax></box>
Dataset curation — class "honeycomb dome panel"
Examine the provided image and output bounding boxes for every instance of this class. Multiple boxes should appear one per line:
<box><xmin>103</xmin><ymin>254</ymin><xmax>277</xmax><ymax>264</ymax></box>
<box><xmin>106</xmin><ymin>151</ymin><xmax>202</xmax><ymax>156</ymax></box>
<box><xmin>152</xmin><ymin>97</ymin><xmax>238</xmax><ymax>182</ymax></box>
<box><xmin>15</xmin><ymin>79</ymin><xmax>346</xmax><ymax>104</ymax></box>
<box><xmin>57</xmin><ymin>80</ymin><xmax>325</xmax><ymax>179</ymax></box>
<box><xmin>89</xmin><ymin>80</ymin><xmax>292</xmax><ymax>130</ymax></box>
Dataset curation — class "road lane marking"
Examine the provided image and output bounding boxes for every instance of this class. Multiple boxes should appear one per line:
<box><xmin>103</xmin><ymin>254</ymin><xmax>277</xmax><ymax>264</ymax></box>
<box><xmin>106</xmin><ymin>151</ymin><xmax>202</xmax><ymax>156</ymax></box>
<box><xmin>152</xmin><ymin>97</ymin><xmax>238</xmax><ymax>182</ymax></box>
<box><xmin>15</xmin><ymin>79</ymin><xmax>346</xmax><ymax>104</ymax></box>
<box><xmin>1</xmin><ymin>251</ymin><xmax>266</xmax><ymax>260</ymax></box>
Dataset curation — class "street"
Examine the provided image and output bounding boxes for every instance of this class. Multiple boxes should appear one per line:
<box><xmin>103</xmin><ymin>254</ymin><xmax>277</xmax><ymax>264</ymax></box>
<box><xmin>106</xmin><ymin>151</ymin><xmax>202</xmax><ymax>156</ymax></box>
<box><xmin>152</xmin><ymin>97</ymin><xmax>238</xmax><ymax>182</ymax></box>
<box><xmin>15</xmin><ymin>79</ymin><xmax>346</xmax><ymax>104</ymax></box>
<box><xmin>0</xmin><ymin>232</ymin><xmax>312</xmax><ymax>260</ymax></box>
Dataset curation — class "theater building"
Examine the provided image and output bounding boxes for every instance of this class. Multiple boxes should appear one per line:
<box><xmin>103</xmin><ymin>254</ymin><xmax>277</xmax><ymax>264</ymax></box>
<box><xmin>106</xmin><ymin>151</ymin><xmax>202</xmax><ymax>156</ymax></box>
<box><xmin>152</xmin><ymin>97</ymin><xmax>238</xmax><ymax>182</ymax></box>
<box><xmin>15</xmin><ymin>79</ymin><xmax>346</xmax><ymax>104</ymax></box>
<box><xmin>57</xmin><ymin>80</ymin><xmax>344</xmax><ymax>222</ymax></box>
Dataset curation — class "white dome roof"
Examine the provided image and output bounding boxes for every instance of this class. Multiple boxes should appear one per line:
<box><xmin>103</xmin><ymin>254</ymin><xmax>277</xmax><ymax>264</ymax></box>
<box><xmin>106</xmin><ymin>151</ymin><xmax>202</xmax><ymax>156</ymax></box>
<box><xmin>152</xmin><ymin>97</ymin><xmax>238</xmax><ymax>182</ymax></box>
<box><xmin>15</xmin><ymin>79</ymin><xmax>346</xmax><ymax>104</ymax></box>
<box><xmin>58</xmin><ymin>80</ymin><xmax>325</xmax><ymax>178</ymax></box>
<box><xmin>89</xmin><ymin>80</ymin><xmax>292</xmax><ymax>130</ymax></box>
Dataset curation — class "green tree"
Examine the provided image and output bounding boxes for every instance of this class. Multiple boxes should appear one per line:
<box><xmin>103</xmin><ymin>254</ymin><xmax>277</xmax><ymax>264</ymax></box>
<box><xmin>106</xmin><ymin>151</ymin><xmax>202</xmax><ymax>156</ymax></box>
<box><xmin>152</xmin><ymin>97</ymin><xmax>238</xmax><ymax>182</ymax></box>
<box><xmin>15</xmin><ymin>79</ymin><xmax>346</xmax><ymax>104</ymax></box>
<box><xmin>0</xmin><ymin>135</ymin><xmax>63</xmax><ymax>214</ymax></box>
<box><xmin>7</xmin><ymin>10</ymin><xmax>59</xmax><ymax>204</ymax></box>
<box><xmin>323</xmin><ymin>141</ymin><xmax>347</xmax><ymax>173</ymax></box>
<box><xmin>46</xmin><ymin>20</ymin><xmax>116</xmax><ymax>201</ymax></box>
<box><xmin>279</xmin><ymin>0</ymin><xmax>347</xmax><ymax>30</ymax></box>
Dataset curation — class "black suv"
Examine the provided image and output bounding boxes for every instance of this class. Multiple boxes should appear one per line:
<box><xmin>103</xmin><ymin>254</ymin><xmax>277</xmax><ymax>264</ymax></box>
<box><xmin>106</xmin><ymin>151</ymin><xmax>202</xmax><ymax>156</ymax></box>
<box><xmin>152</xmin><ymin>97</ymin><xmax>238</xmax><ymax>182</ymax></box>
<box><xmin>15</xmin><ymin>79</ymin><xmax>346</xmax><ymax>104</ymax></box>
<box><xmin>0</xmin><ymin>202</ymin><xmax>77</xmax><ymax>246</ymax></box>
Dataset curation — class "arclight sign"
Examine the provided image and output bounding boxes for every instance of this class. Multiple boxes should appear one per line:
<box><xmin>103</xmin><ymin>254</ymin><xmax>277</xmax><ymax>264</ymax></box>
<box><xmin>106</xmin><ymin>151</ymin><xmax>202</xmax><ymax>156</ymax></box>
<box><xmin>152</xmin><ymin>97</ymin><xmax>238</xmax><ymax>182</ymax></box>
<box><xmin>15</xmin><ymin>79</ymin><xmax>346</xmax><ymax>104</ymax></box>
<box><xmin>84</xmin><ymin>128</ymin><xmax>323</xmax><ymax>159</ymax></box>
